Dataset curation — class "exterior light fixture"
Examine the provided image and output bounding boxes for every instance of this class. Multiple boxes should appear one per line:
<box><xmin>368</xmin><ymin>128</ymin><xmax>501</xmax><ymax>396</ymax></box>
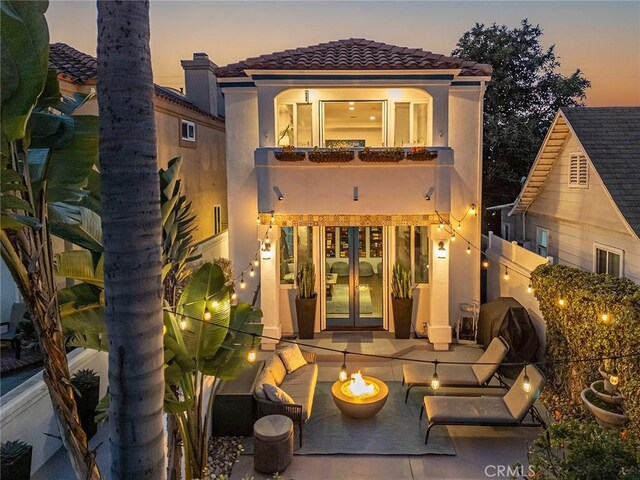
<box><xmin>179</xmin><ymin>319</ymin><xmax>188</xmax><ymax>330</ymax></box>
<box><xmin>451</xmin><ymin>232</ymin><xmax>456</xmax><ymax>241</ymax></box>
<box><xmin>249</xmin><ymin>266</ymin><xmax>255</xmax><ymax>278</ymax></box>
<box><xmin>436</xmin><ymin>241</ymin><xmax>447</xmax><ymax>259</ymax></box>
<box><xmin>469</xmin><ymin>204</ymin><xmax>477</xmax><ymax>216</ymax></box>
<box><xmin>425</xmin><ymin>193</ymin><xmax>431</xmax><ymax>201</ymax></box>
<box><xmin>369</xmin><ymin>115</ymin><xmax>376</xmax><ymax>120</ymax></box>
<box><xmin>270</xmin><ymin>211</ymin><xmax>275</xmax><ymax>223</ymax></box>
<box><xmin>339</xmin><ymin>351</ymin><xmax>348</xmax><ymax>382</ymax></box>
<box><xmin>247</xmin><ymin>334</ymin><xmax>257</xmax><ymax>363</ymax></box>
<box><xmin>211</xmin><ymin>300</ymin><xmax>218</xmax><ymax>309</ymax></box>
<box><xmin>457</xmin><ymin>222</ymin><xmax>462</xmax><ymax>231</ymax></box>
<box><xmin>527</xmin><ymin>284</ymin><xmax>533</xmax><ymax>294</ymax></box>
<box><xmin>240</xmin><ymin>275</ymin><xmax>246</xmax><ymax>289</ymax></box>
<box><xmin>482</xmin><ymin>259</ymin><xmax>489</xmax><ymax>268</ymax></box>
<box><xmin>231</xmin><ymin>292</ymin><xmax>237</xmax><ymax>301</ymax></box>
<box><xmin>203</xmin><ymin>302</ymin><xmax>212</xmax><ymax>321</ymax></box>
<box><xmin>610</xmin><ymin>365</ymin><xmax>619</xmax><ymax>386</ymax></box>
<box><xmin>431</xmin><ymin>360</ymin><xmax>440</xmax><ymax>390</ymax></box>
<box><xmin>348</xmin><ymin>101</ymin><xmax>355</xmax><ymax>106</ymax></box>
<box><xmin>256</xmin><ymin>216</ymin><xmax>261</xmax><ymax>225</ymax></box>
<box><xmin>253</xmin><ymin>259</ymin><xmax>259</xmax><ymax>267</ymax></box>
<box><xmin>349</xmin><ymin>106</ymin><xmax>355</xmax><ymax>111</ymax></box>
<box><xmin>503</xmin><ymin>267</ymin><xmax>509</xmax><ymax>281</ymax></box>
<box><xmin>558</xmin><ymin>298</ymin><xmax>565</xmax><ymax>307</ymax></box>
<box><xmin>274</xmin><ymin>186</ymin><xmax>284</xmax><ymax>201</ymax></box>
<box><xmin>601</xmin><ymin>313</ymin><xmax>610</xmax><ymax>323</ymax></box>
<box><xmin>353</xmin><ymin>186</ymin><xmax>359</xmax><ymax>202</ymax></box>
<box><xmin>523</xmin><ymin>365</ymin><xmax>532</xmax><ymax>393</ymax></box>
<box><xmin>466</xmin><ymin>243</ymin><xmax>471</xmax><ymax>255</ymax></box>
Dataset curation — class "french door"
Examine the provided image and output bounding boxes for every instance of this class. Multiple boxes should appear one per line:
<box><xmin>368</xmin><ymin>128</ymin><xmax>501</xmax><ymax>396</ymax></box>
<box><xmin>323</xmin><ymin>226</ymin><xmax>384</xmax><ymax>329</ymax></box>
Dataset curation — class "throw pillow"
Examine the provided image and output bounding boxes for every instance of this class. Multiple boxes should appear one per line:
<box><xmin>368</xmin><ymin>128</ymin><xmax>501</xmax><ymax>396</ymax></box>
<box><xmin>263</xmin><ymin>384</ymin><xmax>295</xmax><ymax>404</ymax></box>
<box><xmin>278</xmin><ymin>344</ymin><xmax>308</xmax><ymax>373</ymax></box>
<box><xmin>254</xmin><ymin>368</ymin><xmax>277</xmax><ymax>400</ymax></box>
<box><xmin>266</xmin><ymin>355</ymin><xmax>287</xmax><ymax>385</ymax></box>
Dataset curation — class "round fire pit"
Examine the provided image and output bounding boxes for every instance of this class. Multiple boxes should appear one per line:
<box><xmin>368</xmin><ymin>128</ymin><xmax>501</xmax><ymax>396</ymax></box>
<box><xmin>331</xmin><ymin>374</ymin><xmax>389</xmax><ymax>419</ymax></box>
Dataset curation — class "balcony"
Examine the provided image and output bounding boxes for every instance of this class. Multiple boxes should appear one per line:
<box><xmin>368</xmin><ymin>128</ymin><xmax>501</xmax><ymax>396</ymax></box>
<box><xmin>255</xmin><ymin>147</ymin><xmax>453</xmax><ymax>216</ymax></box>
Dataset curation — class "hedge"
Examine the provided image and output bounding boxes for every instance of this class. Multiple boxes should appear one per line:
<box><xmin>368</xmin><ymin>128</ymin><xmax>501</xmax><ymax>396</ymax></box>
<box><xmin>531</xmin><ymin>264</ymin><xmax>640</xmax><ymax>434</ymax></box>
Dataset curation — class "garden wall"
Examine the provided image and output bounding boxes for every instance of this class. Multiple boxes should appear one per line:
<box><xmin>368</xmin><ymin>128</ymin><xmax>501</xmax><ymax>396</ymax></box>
<box><xmin>531</xmin><ymin>264</ymin><xmax>640</xmax><ymax>434</ymax></box>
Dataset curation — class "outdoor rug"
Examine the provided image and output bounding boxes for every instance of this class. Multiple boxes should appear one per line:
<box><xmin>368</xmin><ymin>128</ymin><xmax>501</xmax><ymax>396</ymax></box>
<box><xmin>331</xmin><ymin>332</ymin><xmax>374</xmax><ymax>343</ymax></box>
<box><xmin>242</xmin><ymin>381</ymin><xmax>455</xmax><ymax>456</ymax></box>
<box><xmin>326</xmin><ymin>285</ymin><xmax>373</xmax><ymax>315</ymax></box>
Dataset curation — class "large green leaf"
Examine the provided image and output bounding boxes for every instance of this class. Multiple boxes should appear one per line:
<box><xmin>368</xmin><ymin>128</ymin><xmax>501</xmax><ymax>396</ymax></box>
<box><xmin>49</xmin><ymin>202</ymin><xmax>102</xmax><ymax>252</ymax></box>
<box><xmin>0</xmin><ymin>0</ymin><xmax>49</xmax><ymax>141</ymax></box>
<box><xmin>54</xmin><ymin>250</ymin><xmax>104</xmax><ymax>286</ymax></box>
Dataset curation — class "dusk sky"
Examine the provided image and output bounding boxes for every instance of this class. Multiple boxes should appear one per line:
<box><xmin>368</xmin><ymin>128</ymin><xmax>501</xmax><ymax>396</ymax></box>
<box><xmin>47</xmin><ymin>1</ymin><xmax>640</xmax><ymax>106</ymax></box>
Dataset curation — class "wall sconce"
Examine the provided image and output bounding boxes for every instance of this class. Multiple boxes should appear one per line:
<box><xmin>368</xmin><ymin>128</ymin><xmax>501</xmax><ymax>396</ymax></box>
<box><xmin>424</xmin><ymin>186</ymin><xmax>434</xmax><ymax>201</ymax></box>
<box><xmin>436</xmin><ymin>241</ymin><xmax>447</xmax><ymax>259</ymax></box>
<box><xmin>353</xmin><ymin>186</ymin><xmax>359</xmax><ymax>202</ymax></box>
<box><xmin>273</xmin><ymin>186</ymin><xmax>284</xmax><ymax>201</ymax></box>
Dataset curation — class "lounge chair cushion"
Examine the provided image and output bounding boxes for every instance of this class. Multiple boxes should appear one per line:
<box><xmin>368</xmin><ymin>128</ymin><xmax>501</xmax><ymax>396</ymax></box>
<box><xmin>424</xmin><ymin>395</ymin><xmax>515</xmax><ymax>424</ymax></box>
<box><xmin>472</xmin><ymin>337</ymin><xmax>509</xmax><ymax>384</ymax></box>
<box><xmin>254</xmin><ymin>368</ymin><xmax>277</xmax><ymax>399</ymax></box>
<box><xmin>280</xmin><ymin>363</ymin><xmax>318</xmax><ymax>420</ymax></box>
<box><xmin>278</xmin><ymin>344</ymin><xmax>307</xmax><ymax>373</ymax></box>
<box><xmin>263</xmin><ymin>384</ymin><xmax>295</xmax><ymax>404</ymax></box>
<box><xmin>266</xmin><ymin>355</ymin><xmax>287</xmax><ymax>385</ymax></box>
<box><xmin>503</xmin><ymin>365</ymin><xmax>545</xmax><ymax>422</ymax></box>
<box><xmin>403</xmin><ymin>363</ymin><xmax>480</xmax><ymax>387</ymax></box>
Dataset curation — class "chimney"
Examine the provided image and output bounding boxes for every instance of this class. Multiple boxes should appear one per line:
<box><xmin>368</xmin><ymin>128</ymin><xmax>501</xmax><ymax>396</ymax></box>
<box><xmin>181</xmin><ymin>52</ymin><xmax>222</xmax><ymax>116</ymax></box>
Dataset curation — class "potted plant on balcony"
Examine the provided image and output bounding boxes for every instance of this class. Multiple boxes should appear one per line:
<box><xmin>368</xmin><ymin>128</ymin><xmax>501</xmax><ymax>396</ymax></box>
<box><xmin>295</xmin><ymin>262</ymin><xmax>317</xmax><ymax>339</ymax></box>
<box><xmin>274</xmin><ymin>145</ymin><xmax>305</xmax><ymax>162</ymax></box>
<box><xmin>308</xmin><ymin>147</ymin><xmax>354</xmax><ymax>163</ymax></box>
<box><xmin>358</xmin><ymin>147</ymin><xmax>405</xmax><ymax>162</ymax></box>
<box><xmin>391</xmin><ymin>264</ymin><xmax>413</xmax><ymax>339</ymax></box>
<box><xmin>406</xmin><ymin>147</ymin><xmax>438</xmax><ymax>161</ymax></box>
<box><xmin>71</xmin><ymin>369</ymin><xmax>101</xmax><ymax>439</ymax></box>
<box><xmin>1</xmin><ymin>440</ymin><xmax>32</xmax><ymax>480</ymax></box>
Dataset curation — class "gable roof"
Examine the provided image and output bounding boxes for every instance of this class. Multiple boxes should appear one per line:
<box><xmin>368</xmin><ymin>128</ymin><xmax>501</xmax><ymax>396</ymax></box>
<box><xmin>48</xmin><ymin>43</ymin><xmax>223</xmax><ymax>122</ymax></box>
<box><xmin>215</xmin><ymin>38</ymin><xmax>492</xmax><ymax>78</ymax></box>
<box><xmin>510</xmin><ymin>107</ymin><xmax>640</xmax><ymax>239</ymax></box>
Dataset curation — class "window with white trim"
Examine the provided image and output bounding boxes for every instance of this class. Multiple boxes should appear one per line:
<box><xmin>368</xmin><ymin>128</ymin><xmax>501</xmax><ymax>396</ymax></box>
<box><xmin>213</xmin><ymin>204</ymin><xmax>222</xmax><ymax>235</ymax></box>
<box><xmin>568</xmin><ymin>153</ymin><xmax>588</xmax><ymax>188</ymax></box>
<box><xmin>595</xmin><ymin>244</ymin><xmax>623</xmax><ymax>278</ymax></box>
<box><xmin>536</xmin><ymin>227</ymin><xmax>549</xmax><ymax>257</ymax></box>
<box><xmin>181</xmin><ymin>119</ymin><xmax>196</xmax><ymax>142</ymax></box>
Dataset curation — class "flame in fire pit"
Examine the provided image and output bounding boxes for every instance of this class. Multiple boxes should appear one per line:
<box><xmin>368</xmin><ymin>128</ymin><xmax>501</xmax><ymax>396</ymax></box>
<box><xmin>340</xmin><ymin>370</ymin><xmax>380</xmax><ymax>400</ymax></box>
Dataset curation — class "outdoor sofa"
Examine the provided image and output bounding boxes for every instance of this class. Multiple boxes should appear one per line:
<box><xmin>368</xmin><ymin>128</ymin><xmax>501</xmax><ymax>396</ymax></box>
<box><xmin>253</xmin><ymin>347</ymin><xmax>318</xmax><ymax>447</ymax></box>
<box><xmin>402</xmin><ymin>336</ymin><xmax>510</xmax><ymax>402</ymax></box>
<box><xmin>420</xmin><ymin>364</ymin><xmax>547</xmax><ymax>445</ymax></box>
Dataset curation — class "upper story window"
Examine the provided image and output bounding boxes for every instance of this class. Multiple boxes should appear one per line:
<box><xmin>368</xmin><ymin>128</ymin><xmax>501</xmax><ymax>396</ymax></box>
<box><xmin>568</xmin><ymin>153</ymin><xmax>588</xmax><ymax>188</ymax></box>
<box><xmin>394</xmin><ymin>102</ymin><xmax>429</xmax><ymax>146</ymax></box>
<box><xmin>595</xmin><ymin>244</ymin><xmax>623</xmax><ymax>278</ymax></box>
<box><xmin>277</xmin><ymin>104</ymin><xmax>312</xmax><ymax>147</ymax></box>
<box><xmin>181</xmin><ymin>119</ymin><xmax>196</xmax><ymax>142</ymax></box>
<box><xmin>321</xmin><ymin>101</ymin><xmax>385</xmax><ymax>147</ymax></box>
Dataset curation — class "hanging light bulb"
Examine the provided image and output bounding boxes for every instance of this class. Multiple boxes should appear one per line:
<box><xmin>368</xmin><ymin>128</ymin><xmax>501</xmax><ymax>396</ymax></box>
<box><xmin>601</xmin><ymin>313</ymin><xmax>610</xmax><ymax>323</ymax></box>
<box><xmin>247</xmin><ymin>334</ymin><xmax>257</xmax><ymax>363</ymax></box>
<box><xmin>457</xmin><ymin>222</ymin><xmax>462</xmax><ymax>231</ymax></box>
<box><xmin>240</xmin><ymin>275</ymin><xmax>246</xmax><ymax>289</ymax></box>
<box><xmin>438</xmin><ymin>222</ymin><xmax>444</xmax><ymax>231</ymax></box>
<box><xmin>338</xmin><ymin>351</ymin><xmax>348</xmax><ymax>382</ymax></box>
<box><xmin>469</xmin><ymin>203</ymin><xmax>477</xmax><ymax>216</ymax></box>
<box><xmin>451</xmin><ymin>232</ymin><xmax>456</xmax><ymax>242</ymax></box>
<box><xmin>466</xmin><ymin>243</ymin><xmax>471</xmax><ymax>254</ymax></box>
<box><xmin>527</xmin><ymin>284</ymin><xmax>533</xmax><ymax>294</ymax></box>
<box><xmin>249</xmin><ymin>266</ymin><xmax>255</xmax><ymax>277</ymax></box>
<box><xmin>179</xmin><ymin>319</ymin><xmax>188</xmax><ymax>330</ymax></box>
<box><xmin>211</xmin><ymin>300</ymin><xmax>218</xmax><ymax>309</ymax></box>
<box><xmin>523</xmin><ymin>365</ymin><xmax>532</xmax><ymax>393</ymax></box>
<box><xmin>265</xmin><ymin>237</ymin><xmax>271</xmax><ymax>245</ymax></box>
<box><xmin>269</xmin><ymin>224</ymin><xmax>273</xmax><ymax>231</ymax></box>
<box><xmin>482</xmin><ymin>259</ymin><xmax>489</xmax><ymax>268</ymax></box>
<box><xmin>253</xmin><ymin>259</ymin><xmax>259</xmax><ymax>267</ymax></box>
<box><xmin>610</xmin><ymin>366</ymin><xmax>619</xmax><ymax>386</ymax></box>
<box><xmin>256</xmin><ymin>216</ymin><xmax>261</xmax><ymax>225</ymax></box>
<box><xmin>270</xmin><ymin>211</ymin><xmax>275</xmax><ymax>223</ymax></box>
<box><xmin>503</xmin><ymin>267</ymin><xmax>509</xmax><ymax>280</ymax></box>
<box><xmin>203</xmin><ymin>304</ymin><xmax>212</xmax><ymax>321</ymax></box>
<box><xmin>431</xmin><ymin>360</ymin><xmax>440</xmax><ymax>390</ymax></box>
<box><xmin>231</xmin><ymin>292</ymin><xmax>237</xmax><ymax>301</ymax></box>
<box><xmin>558</xmin><ymin>298</ymin><xmax>565</xmax><ymax>307</ymax></box>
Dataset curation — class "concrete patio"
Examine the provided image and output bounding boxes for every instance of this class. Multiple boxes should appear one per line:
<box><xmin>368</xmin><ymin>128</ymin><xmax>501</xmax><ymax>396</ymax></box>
<box><xmin>34</xmin><ymin>335</ymin><xmax>545</xmax><ymax>479</ymax></box>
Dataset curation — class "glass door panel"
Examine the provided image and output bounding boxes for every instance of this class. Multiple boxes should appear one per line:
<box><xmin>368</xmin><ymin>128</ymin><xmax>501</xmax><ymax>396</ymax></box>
<box><xmin>325</xmin><ymin>227</ymin><xmax>352</xmax><ymax>327</ymax></box>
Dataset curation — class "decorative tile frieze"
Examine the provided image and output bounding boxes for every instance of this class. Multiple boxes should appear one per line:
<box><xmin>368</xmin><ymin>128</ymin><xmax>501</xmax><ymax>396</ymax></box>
<box><xmin>257</xmin><ymin>213</ymin><xmax>449</xmax><ymax>226</ymax></box>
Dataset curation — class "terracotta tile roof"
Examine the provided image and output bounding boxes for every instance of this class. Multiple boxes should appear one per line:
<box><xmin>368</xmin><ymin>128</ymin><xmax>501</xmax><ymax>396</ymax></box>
<box><xmin>561</xmin><ymin>107</ymin><xmax>640</xmax><ymax>238</ymax></box>
<box><xmin>215</xmin><ymin>38</ymin><xmax>492</xmax><ymax>78</ymax></box>
<box><xmin>48</xmin><ymin>43</ymin><xmax>223</xmax><ymax>122</ymax></box>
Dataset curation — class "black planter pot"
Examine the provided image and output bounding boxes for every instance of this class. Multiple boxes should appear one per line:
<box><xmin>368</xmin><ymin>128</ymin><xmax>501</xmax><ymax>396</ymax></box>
<box><xmin>295</xmin><ymin>294</ymin><xmax>317</xmax><ymax>339</ymax></box>
<box><xmin>72</xmin><ymin>378</ymin><xmax>100</xmax><ymax>440</ymax></box>
<box><xmin>391</xmin><ymin>297</ymin><xmax>413</xmax><ymax>339</ymax></box>
<box><xmin>1</xmin><ymin>444</ymin><xmax>32</xmax><ymax>480</ymax></box>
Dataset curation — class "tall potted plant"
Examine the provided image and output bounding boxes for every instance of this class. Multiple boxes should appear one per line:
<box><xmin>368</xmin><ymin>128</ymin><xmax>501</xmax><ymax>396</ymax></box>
<box><xmin>71</xmin><ymin>369</ymin><xmax>101</xmax><ymax>440</ymax></box>
<box><xmin>391</xmin><ymin>264</ymin><xmax>413</xmax><ymax>339</ymax></box>
<box><xmin>296</xmin><ymin>262</ymin><xmax>317</xmax><ymax>339</ymax></box>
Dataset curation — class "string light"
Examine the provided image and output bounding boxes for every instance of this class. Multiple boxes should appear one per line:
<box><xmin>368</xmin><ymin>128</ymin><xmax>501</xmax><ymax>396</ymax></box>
<box><xmin>457</xmin><ymin>222</ymin><xmax>462</xmax><ymax>231</ymax></box>
<box><xmin>469</xmin><ymin>203</ymin><xmax>477</xmax><ymax>216</ymax></box>
<box><xmin>559</xmin><ymin>298</ymin><xmax>566</xmax><ymax>307</ymax></box>
<box><xmin>256</xmin><ymin>216</ymin><xmax>260</xmax><ymax>225</ymax></box>
<box><xmin>451</xmin><ymin>232</ymin><xmax>456</xmax><ymax>241</ymax></box>
<box><xmin>523</xmin><ymin>365</ymin><xmax>532</xmax><ymax>392</ymax></box>
<box><xmin>249</xmin><ymin>266</ymin><xmax>255</xmax><ymax>278</ymax></box>
<box><xmin>179</xmin><ymin>319</ymin><xmax>188</xmax><ymax>330</ymax></box>
<box><xmin>504</xmin><ymin>267</ymin><xmax>509</xmax><ymax>280</ymax></box>
<box><xmin>270</xmin><ymin>211</ymin><xmax>275</xmax><ymax>223</ymax></box>
<box><xmin>610</xmin><ymin>364</ymin><xmax>619</xmax><ymax>386</ymax></box>
<box><xmin>240</xmin><ymin>275</ymin><xmax>246</xmax><ymax>289</ymax></box>
<box><xmin>231</xmin><ymin>292</ymin><xmax>237</xmax><ymax>301</ymax></box>
<box><xmin>438</xmin><ymin>222</ymin><xmax>444</xmax><ymax>231</ymax></box>
<box><xmin>527</xmin><ymin>284</ymin><xmax>533</xmax><ymax>294</ymax></box>
<box><xmin>203</xmin><ymin>302</ymin><xmax>212</xmax><ymax>321</ymax></box>
<box><xmin>211</xmin><ymin>300</ymin><xmax>218</xmax><ymax>309</ymax></box>
<box><xmin>431</xmin><ymin>360</ymin><xmax>440</xmax><ymax>390</ymax></box>
<box><xmin>466</xmin><ymin>243</ymin><xmax>471</xmax><ymax>254</ymax></box>
<box><xmin>162</xmin><ymin>325</ymin><xmax>167</xmax><ymax>335</ymax></box>
<box><xmin>482</xmin><ymin>259</ymin><xmax>489</xmax><ymax>268</ymax></box>
<box><xmin>247</xmin><ymin>334</ymin><xmax>257</xmax><ymax>363</ymax></box>
<box><xmin>601</xmin><ymin>313</ymin><xmax>610</xmax><ymax>323</ymax></box>
<box><xmin>253</xmin><ymin>259</ymin><xmax>259</xmax><ymax>267</ymax></box>
<box><xmin>339</xmin><ymin>351</ymin><xmax>348</xmax><ymax>382</ymax></box>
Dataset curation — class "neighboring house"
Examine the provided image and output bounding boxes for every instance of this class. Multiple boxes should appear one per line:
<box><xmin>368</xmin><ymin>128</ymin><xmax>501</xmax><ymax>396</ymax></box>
<box><xmin>507</xmin><ymin>107</ymin><xmax>640</xmax><ymax>283</ymax></box>
<box><xmin>209</xmin><ymin>38</ymin><xmax>492</xmax><ymax>349</ymax></box>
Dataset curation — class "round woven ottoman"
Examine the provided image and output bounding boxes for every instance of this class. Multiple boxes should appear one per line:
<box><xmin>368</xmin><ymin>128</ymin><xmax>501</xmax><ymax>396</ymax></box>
<box><xmin>253</xmin><ymin>415</ymin><xmax>293</xmax><ymax>474</ymax></box>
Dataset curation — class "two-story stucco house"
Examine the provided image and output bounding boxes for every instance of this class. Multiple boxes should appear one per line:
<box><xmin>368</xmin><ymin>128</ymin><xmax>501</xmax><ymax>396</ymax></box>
<box><xmin>508</xmin><ymin>107</ymin><xmax>640</xmax><ymax>284</ymax></box>
<box><xmin>200</xmin><ymin>38</ymin><xmax>491</xmax><ymax>350</ymax></box>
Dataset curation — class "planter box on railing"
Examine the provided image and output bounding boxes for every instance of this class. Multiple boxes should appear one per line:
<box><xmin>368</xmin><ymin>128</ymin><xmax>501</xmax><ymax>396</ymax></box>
<box><xmin>406</xmin><ymin>148</ymin><xmax>438</xmax><ymax>161</ymax></box>
<box><xmin>308</xmin><ymin>149</ymin><xmax>354</xmax><ymax>163</ymax></box>
<box><xmin>358</xmin><ymin>148</ymin><xmax>406</xmax><ymax>163</ymax></box>
<box><xmin>274</xmin><ymin>150</ymin><xmax>306</xmax><ymax>162</ymax></box>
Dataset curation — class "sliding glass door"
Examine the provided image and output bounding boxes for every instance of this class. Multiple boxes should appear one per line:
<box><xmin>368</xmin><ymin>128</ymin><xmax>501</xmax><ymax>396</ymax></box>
<box><xmin>324</xmin><ymin>226</ymin><xmax>384</xmax><ymax>329</ymax></box>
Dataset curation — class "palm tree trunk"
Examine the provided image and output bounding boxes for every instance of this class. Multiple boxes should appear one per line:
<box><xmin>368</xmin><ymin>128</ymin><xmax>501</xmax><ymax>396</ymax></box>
<box><xmin>96</xmin><ymin>1</ymin><xmax>165</xmax><ymax>478</ymax></box>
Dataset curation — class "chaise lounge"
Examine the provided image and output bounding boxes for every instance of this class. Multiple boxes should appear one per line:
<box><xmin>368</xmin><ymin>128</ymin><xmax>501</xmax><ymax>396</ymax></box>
<box><xmin>420</xmin><ymin>365</ymin><xmax>546</xmax><ymax>445</ymax></box>
<box><xmin>402</xmin><ymin>336</ymin><xmax>510</xmax><ymax>402</ymax></box>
